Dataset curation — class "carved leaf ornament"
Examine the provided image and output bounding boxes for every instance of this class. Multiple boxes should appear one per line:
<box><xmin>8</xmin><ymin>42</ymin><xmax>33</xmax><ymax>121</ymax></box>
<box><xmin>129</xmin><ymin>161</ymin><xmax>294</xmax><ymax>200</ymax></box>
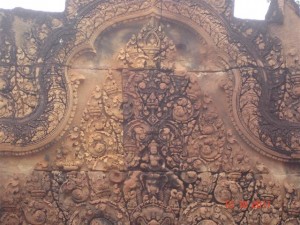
<box><xmin>1</xmin><ymin>0</ymin><xmax>300</xmax><ymax>224</ymax></box>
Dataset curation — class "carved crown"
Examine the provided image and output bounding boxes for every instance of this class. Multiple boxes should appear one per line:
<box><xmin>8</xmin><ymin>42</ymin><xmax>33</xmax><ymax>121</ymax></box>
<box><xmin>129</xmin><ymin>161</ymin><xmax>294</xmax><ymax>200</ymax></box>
<box><xmin>118</xmin><ymin>17</ymin><xmax>176</xmax><ymax>69</ymax></box>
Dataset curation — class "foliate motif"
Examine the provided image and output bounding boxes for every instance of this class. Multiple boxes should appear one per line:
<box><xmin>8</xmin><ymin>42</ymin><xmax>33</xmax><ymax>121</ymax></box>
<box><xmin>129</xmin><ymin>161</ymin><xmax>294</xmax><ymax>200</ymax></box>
<box><xmin>1</xmin><ymin>0</ymin><xmax>300</xmax><ymax>224</ymax></box>
<box><xmin>4</xmin><ymin>165</ymin><xmax>300</xmax><ymax>224</ymax></box>
<box><xmin>0</xmin><ymin>65</ymin><xmax>39</xmax><ymax>119</ymax></box>
<box><xmin>122</xmin><ymin>68</ymin><xmax>226</xmax><ymax>173</ymax></box>
<box><xmin>0</xmin><ymin>12</ymin><xmax>80</xmax><ymax>154</ymax></box>
<box><xmin>72</xmin><ymin>0</ymin><xmax>154</xmax><ymax>46</ymax></box>
<box><xmin>55</xmin><ymin>71</ymin><xmax>124</xmax><ymax>171</ymax></box>
<box><xmin>221</xmin><ymin>17</ymin><xmax>300</xmax><ymax>160</ymax></box>
<box><xmin>273</xmin><ymin>48</ymin><xmax>300</xmax><ymax>123</ymax></box>
<box><xmin>0</xmin><ymin>0</ymin><xmax>298</xmax><ymax>161</ymax></box>
<box><xmin>2</xmin><ymin>16</ymin><xmax>300</xmax><ymax>224</ymax></box>
<box><xmin>153</xmin><ymin>0</ymin><xmax>300</xmax><ymax>160</ymax></box>
<box><xmin>0</xmin><ymin>0</ymin><xmax>159</xmax><ymax>155</ymax></box>
<box><xmin>0</xmin><ymin>66</ymin><xmax>70</xmax><ymax>148</ymax></box>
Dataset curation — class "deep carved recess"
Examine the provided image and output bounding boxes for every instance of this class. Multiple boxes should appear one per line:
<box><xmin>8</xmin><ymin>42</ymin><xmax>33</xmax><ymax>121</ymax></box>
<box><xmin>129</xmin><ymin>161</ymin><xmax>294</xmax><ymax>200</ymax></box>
<box><xmin>1</xmin><ymin>0</ymin><xmax>300</xmax><ymax>224</ymax></box>
<box><xmin>0</xmin><ymin>8</ymin><xmax>82</xmax><ymax>155</ymax></box>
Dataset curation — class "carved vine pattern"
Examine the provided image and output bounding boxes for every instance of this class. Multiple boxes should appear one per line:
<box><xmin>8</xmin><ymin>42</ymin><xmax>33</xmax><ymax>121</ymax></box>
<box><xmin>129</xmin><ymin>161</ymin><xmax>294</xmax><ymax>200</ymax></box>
<box><xmin>1</xmin><ymin>0</ymin><xmax>298</xmax><ymax>159</ymax></box>
<box><xmin>1</xmin><ymin>0</ymin><xmax>300</xmax><ymax>224</ymax></box>
<box><xmin>1</xmin><ymin>9</ymin><xmax>300</xmax><ymax>223</ymax></box>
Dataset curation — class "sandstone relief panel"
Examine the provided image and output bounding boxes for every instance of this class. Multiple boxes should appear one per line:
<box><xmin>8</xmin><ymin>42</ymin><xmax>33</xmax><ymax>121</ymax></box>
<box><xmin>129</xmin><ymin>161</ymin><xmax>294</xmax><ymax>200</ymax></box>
<box><xmin>1</xmin><ymin>0</ymin><xmax>300</xmax><ymax>224</ymax></box>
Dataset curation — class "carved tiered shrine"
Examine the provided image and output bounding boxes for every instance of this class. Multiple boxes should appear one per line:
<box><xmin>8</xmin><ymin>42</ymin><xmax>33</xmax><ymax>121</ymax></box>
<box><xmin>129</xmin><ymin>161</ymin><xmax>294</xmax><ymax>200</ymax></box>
<box><xmin>1</xmin><ymin>0</ymin><xmax>300</xmax><ymax>224</ymax></box>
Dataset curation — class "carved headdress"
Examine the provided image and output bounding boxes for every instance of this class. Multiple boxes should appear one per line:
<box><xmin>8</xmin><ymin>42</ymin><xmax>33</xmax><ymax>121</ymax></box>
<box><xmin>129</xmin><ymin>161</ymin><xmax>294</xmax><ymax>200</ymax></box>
<box><xmin>118</xmin><ymin>18</ymin><xmax>176</xmax><ymax>69</ymax></box>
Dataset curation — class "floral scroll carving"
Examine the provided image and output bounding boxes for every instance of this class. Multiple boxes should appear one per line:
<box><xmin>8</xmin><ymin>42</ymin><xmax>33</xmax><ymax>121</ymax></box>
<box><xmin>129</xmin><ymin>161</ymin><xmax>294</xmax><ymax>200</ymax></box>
<box><xmin>1</xmin><ymin>0</ymin><xmax>300</xmax><ymax>224</ymax></box>
<box><xmin>0</xmin><ymin>12</ymin><xmax>83</xmax><ymax>155</ymax></box>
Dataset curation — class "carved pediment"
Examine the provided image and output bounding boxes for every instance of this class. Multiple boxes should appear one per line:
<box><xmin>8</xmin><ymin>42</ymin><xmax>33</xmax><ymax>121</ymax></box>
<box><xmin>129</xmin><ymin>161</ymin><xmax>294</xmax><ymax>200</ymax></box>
<box><xmin>1</xmin><ymin>0</ymin><xmax>300</xmax><ymax>225</ymax></box>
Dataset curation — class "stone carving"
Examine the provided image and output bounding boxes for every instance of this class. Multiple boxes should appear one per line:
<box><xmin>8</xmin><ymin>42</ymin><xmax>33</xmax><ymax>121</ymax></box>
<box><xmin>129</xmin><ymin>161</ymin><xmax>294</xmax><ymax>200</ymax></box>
<box><xmin>0</xmin><ymin>13</ymin><xmax>82</xmax><ymax>155</ymax></box>
<box><xmin>1</xmin><ymin>0</ymin><xmax>300</xmax><ymax>224</ymax></box>
<box><xmin>55</xmin><ymin>71</ymin><xmax>124</xmax><ymax>171</ymax></box>
<box><xmin>118</xmin><ymin>18</ymin><xmax>176</xmax><ymax>69</ymax></box>
<box><xmin>0</xmin><ymin>0</ymin><xmax>296</xmax><ymax>160</ymax></box>
<box><xmin>220</xmin><ymin>26</ymin><xmax>300</xmax><ymax>160</ymax></box>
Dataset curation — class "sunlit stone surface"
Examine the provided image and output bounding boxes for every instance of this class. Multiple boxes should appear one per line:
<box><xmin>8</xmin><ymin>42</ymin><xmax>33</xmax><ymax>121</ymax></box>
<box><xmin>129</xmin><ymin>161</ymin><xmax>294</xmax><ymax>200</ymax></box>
<box><xmin>0</xmin><ymin>0</ymin><xmax>300</xmax><ymax>224</ymax></box>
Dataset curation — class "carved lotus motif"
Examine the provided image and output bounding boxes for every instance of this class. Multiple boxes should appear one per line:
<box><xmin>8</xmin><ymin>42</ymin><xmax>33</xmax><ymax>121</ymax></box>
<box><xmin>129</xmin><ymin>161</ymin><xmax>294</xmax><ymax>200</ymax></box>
<box><xmin>191</xmin><ymin>136</ymin><xmax>222</xmax><ymax>162</ymax></box>
<box><xmin>172</xmin><ymin>97</ymin><xmax>194</xmax><ymax>121</ymax></box>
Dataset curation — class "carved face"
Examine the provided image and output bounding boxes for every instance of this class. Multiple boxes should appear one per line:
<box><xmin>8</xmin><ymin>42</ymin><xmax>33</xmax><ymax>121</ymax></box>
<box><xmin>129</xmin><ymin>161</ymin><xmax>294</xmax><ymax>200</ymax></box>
<box><xmin>149</xmin><ymin>144</ymin><xmax>158</xmax><ymax>154</ymax></box>
<box><xmin>145</xmin><ymin>178</ymin><xmax>159</xmax><ymax>194</ymax></box>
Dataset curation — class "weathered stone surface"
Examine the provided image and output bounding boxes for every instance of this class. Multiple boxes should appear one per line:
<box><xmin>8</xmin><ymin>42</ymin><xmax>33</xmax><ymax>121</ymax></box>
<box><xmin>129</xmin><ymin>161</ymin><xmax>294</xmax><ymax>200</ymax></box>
<box><xmin>1</xmin><ymin>0</ymin><xmax>300</xmax><ymax>224</ymax></box>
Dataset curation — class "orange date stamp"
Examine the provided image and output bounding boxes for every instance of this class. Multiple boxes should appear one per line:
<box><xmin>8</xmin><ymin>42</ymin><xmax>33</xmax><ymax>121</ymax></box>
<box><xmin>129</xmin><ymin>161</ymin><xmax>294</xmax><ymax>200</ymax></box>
<box><xmin>225</xmin><ymin>200</ymin><xmax>271</xmax><ymax>209</ymax></box>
